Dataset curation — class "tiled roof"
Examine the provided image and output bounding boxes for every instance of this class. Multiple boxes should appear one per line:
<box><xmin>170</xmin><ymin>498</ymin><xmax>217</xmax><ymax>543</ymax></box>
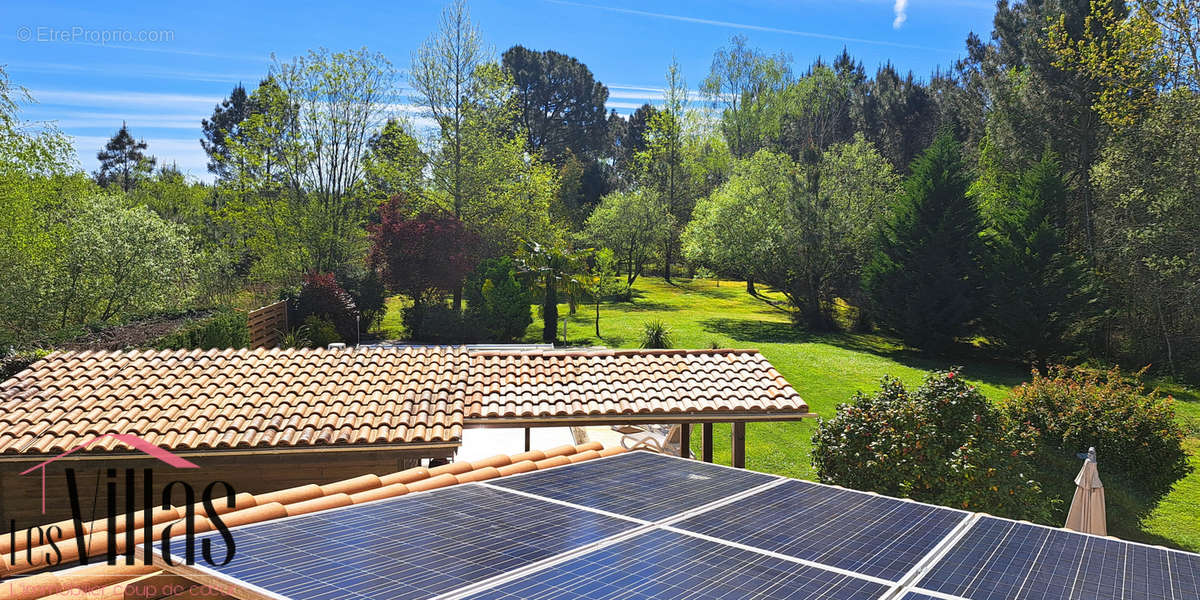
<box><xmin>0</xmin><ymin>347</ymin><xmax>807</xmax><ymax>457</ymax></box>
<box><xmin>0</xmin><ymin>347</ymin><xmax>468</xmax><ymax>456</ymax></box>
<box><xmin>0</xmin><ymin>442</ymin><xmax>625</xmax><ymax>600</ymax></box>
<box><xmin>467</xmin><ymin>349</ymin><xmax>807</xmax><ymax>419</ymax></box>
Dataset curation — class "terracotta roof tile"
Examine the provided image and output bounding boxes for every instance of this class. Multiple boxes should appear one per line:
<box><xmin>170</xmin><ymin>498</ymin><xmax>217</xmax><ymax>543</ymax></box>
<box><xmin>0</xmin><ymin>347</ymin><xmax>806</xmax><ymax>457</ymax></box>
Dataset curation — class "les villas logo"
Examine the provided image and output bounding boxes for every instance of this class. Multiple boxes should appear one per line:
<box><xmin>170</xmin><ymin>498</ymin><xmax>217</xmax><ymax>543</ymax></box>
<box><xmin>4</xmin><ymin>433</ymin><xmax>237</xmax><ymax>576</ymax></box>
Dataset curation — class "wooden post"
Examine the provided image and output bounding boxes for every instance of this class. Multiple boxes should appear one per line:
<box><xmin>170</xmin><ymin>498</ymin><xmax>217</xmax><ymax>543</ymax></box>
<box><xmin>702</xmin><ymin>423</ymin><xmax>714</xmax><ymax>463</ymax></box>
<box><xmin>732</xmin><ymin>422</ymin><xmax>746</xmax><ymax>468</ymax></box>
<box><xmin>524</xmin><ymin>427</ymin><xmax>531</xmax><ymax>452</ymax></box>
<box><xmin>679</xmin><ymin>423</ymin><xmax>691</xmax><ymax>459</ymax></box>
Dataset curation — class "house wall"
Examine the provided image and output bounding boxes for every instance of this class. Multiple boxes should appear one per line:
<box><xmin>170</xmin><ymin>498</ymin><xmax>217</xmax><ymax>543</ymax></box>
<box><xmin>0</xmin><ymin>447</ymin><xmax>451</xmax><ymax>531</ymax></box>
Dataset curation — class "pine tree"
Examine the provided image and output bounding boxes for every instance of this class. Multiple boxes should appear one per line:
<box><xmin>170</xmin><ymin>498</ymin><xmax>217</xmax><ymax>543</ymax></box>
<box><xmin>200</xmin><ymin>83</ymin><xmax>250</xmax><ymax>180</ymax></box>
<box><xmin>94</xmin><ymin>122</ymin><xmax>155</xmax><ymax>192</ymax></box>
<box><xmin>987</xmin><ymin>152</ymin><xmax>1094</xmax><ymax>370</ymax></box>
<box><xmin>863</xmin><ymin>131</ymin><xmax>983</xmax><ymax>353</ymax></box>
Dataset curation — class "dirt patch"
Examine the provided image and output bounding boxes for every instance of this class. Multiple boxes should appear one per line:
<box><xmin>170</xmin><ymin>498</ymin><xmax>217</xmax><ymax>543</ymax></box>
<box><xmin>60</xmin><ymin>311</ymin><xmax>213</xmax><ymax>351</ymax></box>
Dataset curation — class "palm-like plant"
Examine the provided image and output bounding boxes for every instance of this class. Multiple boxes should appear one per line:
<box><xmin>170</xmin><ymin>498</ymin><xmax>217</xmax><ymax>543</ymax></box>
<box><xmin>516</xmin><ymin>241</ymin><xmax>589</xmax><ymax>344</ymax></box>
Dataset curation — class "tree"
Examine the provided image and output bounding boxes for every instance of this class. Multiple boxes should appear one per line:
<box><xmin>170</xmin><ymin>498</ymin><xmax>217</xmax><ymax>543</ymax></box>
<box><xmin>863</xmin><ymin>131</ymin><xmax>984</xmax><ymax>353</ymax></box>
<box><xmin>361</xmin><ymin>118</ymin><xmax>426</xmax><ymax>203</ymax></box>
<box><xmin>94</xmin><ymin>122</ymin><xmax>155</xmax><ymax>192</ymax></box>
<box><xmin>271</xmin><ymin>47</ymin><xmax>397</xmax><ymax>273</ymax></box>
<box><xmin>987</xmin><ymin>152</ymin><xmax>1095</xmax><ymax>370</ymax></box>
<box><xmin>201</xmin><ymin>83</ymin><xmax>251</xmax><ymax>181</ymax></box>
<box><xmin>582</xmin><ymin>248</ymin><xmax>621</xmax><ymax>337</ymax></box>
<box><xmin>57</xmin><ymin>195</ymin><xmax>194</xmax><ymax>325</ymax></box>
<box><xmin>583</xmin><ymin>190</ymin><xmax>668</xmax><ymax>296</ymax></box>
<box><xmin>1093</xmin><ymin>90</ymin><xmax>1200</xmax><ymax>378</ymax></box>
<box><xmin>700</xmin><ymin>34</ymin><xmax>792</xmax><ymax>158</ymax></box>
<box><xmin>609</xmin><ymin>104</ymin><xmax>657</xmax><ymax>186</ymax></box>
<box><xmin>464</xmin><ymin>257</ymin><xmax>533</xmax><ymax>342</ymax></box>
<box><xmin>410</xmin><ymin>0</ymin><xmax>490</xmax><ymax>222</ymax></box>
<box><xmin>368</xmin><ymin>198</ymin><xmax>481</xmax><ymax>337</ymax></box>
<box><xmin>368</xmin><ymin>198</ymin><xmax>480</xmax><ymax>304</ymax></box>
<box><xmin>957</xmin><ymin>0</ymin><xmax>1114</xmax><ymax>259</ymax></box>
<box><xmin>516</xmin><ymin>241</ymin><xmax>587</xmax><ymax>344</ymax></box>
<box><xmin>851</xmin><ymin>63</ymin><xmax>938</xmax><ymax>173</ymax></box>
<box><xmin>501</xmin><ymin>45</ymin><xmax>610</xmax><ymax>162</ymax></box>
<box><xmin>638</xmin><ymin>58</ymin><xmax>693</xmax><ymax>283</ymax></box>
<box><xmin>684</xmin><ymin>138</ymin><xmax>896</xmax><ymax>329</ymax></box>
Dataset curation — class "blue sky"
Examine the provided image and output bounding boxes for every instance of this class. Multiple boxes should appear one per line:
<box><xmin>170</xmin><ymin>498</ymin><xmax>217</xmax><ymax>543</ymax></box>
<box><xmin>1</xmin><ymin>0</ymin><xmax>997</xmax><ymax>180</ymax></box>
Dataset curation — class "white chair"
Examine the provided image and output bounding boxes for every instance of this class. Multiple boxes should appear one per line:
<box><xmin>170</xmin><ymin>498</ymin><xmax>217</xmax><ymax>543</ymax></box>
<box><xmin>621</xmin><ymin>424</ymin><xmax>691</xmax><ymax>457</ymax></box>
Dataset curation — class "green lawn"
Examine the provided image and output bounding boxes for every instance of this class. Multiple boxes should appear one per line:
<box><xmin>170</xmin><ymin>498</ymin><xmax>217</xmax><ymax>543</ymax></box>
<box><xmin>378</xmin><ymin>277</ymin><xmax>1200</xmax><ymax>551</ymax></box>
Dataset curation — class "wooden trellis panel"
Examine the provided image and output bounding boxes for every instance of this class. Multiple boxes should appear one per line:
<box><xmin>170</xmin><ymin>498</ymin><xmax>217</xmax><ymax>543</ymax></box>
<box><xmin>248</xmin><ymin>300</ymin><xmax>288</xmax><ymax>349</ymax></box>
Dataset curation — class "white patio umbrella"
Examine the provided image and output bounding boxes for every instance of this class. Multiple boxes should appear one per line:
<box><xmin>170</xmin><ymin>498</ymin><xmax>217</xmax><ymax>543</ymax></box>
<box><xmin>1064</xmin><ymin>447</ymin><xmax>1107</xmax><ymax>536</ymax></box>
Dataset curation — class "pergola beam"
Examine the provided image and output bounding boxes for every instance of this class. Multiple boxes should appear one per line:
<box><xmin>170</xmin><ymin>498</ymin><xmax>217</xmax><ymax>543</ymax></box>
<box><xmin>464</xmin><ymin>412</ymin><xmax>817</xmax><ymax>428</ymax></box>
<box><xmin>732</xmin><ymin>422</ymin><xmax>746</xmax><ymax>469</ymax></box>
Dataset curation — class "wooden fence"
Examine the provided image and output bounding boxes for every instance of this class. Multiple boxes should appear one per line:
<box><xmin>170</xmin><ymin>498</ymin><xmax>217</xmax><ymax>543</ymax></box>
<box><xmin>248</xmin><ymin>300</ymin><xmax>288</xmax><ymax>349</ymax></box>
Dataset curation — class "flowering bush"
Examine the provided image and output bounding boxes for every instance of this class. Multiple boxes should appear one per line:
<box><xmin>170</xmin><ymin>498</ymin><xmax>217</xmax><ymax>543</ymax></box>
<box><xmin>813</xmin><ymin>368</ymin><xmax>1053</xmax><ymax>522</ymax></box>
<box><xmin>1001</xmin><ymin>366</ymin><xmax>1189</xmax><ymax>501</ymax></box>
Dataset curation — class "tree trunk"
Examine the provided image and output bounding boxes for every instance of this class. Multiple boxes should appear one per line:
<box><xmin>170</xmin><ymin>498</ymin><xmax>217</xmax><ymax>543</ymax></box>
<box><xmin>453</xmin><ymin>287</ymin><xmax>462</xmax><ymax>312</ymax></box>
<box><xmin>746</xmin><ymin>280</ymin><xmax>756</xmax><ymax>296</ymax></box>
<box><xmin>542</xmin><ymin>278</ymin><xmax>558</xmax><ymax>344</ymax></box>
<box><xmin>595</xmin><ymin>301</ymin><xmax>601</xmax><ymax>337</ymax></box>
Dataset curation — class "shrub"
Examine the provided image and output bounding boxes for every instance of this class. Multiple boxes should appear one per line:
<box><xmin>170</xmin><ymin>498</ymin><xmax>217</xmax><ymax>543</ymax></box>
<box><xmin>155</xmin><ymin>311</ymin><xmax>250</xmax><ymax>350</ymax></box>
<box><xmin>639</xmin><ymin>320</ymin><xmax>673</xmax><ymax>349</ymax></box>
<box><xmin>337</xmin><ymin>268</ymin><xmax>387</xmax><ymax>334</ymax></box>
<box><xmin>1001</xmin><ymin>366</ymin><xmax>1190</xmax><ymax>503</ymax></box>
<box><xmin>302</xmin><ymin>315</ymin><xmax>342</xmax><ymax>348</ymax></box>
<box><xmin>280</xmin><ymin>325</ymin><xmax>313</xmax><ymax>349</ymax></box>
<box><xmin>403</xmin><ymin>303</ymin><xmax>484</xmax><ymax>343</ymax></box>
<box><xmin>1</xmin><ymin>348</ymin><xmax>50</xmax><ymax>382</ymax></box>
<box><xmin>292</xmin><ymin>272</ymin><xmax>358</xmax><ymax>343</ymax></box>
<box><xmin>813</xmin><ymin>368</ymin><xmax>1052</xmax><ymax>522</ymax></box>
<box><xmin>465</xmin><ymin>258</ymin><xmax>533</xmax><ymax>342</ymax></box>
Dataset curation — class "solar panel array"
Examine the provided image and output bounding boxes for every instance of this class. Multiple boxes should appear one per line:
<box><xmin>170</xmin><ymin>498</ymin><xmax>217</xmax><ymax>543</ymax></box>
<box><xmin>159</xmin><ymin>451</ymin><xmax>1200</xmax><ymax>600</ymax></box>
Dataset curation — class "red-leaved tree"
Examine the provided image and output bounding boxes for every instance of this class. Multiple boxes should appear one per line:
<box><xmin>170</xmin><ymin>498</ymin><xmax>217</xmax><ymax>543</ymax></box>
<box><xmin>368</xmin><ymin>196</ymin><xmax>480</xmax><ymax>319</ymax></box>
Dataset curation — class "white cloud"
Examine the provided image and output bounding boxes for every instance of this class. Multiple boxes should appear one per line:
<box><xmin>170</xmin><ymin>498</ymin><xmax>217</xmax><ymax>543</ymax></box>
<box><xmin>29</xmin><ymin>89</ymin><xmax>224</xmax><ymax>110</ymax></box>
<box><xmin>893</xmin><ymin>0</ymin><xmax>910</xmax><ymax>29</ymax></box>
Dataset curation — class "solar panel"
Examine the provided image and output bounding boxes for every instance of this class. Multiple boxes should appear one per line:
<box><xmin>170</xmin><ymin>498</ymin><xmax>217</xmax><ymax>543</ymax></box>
<box><xmin>898</xmin><ymin>593</ymin><xmax>944</xmax><ymax>600</ymax></box>
<box><xmin>159</xmin><ymin>483</ymin><xmax>640</xmax><ymax>600</ymax></box>
<box><xmin>488</xmin><ymin>450</ymin><xmax>779</xmax><ymax>521</ymax></box>
<box><xmin>671</xmin><ymin>479</ymin><xmax>967</xmax><ymax>582</ymax></box>
<box><xmin>460</xmin><ymin>528</ymin><xmax>891</xmax><ymax>600</ymax></box>
<box><xmin>914</xmin><ymin>515</ymin><xmax>1200</xmax><ymax>600</ymax></box>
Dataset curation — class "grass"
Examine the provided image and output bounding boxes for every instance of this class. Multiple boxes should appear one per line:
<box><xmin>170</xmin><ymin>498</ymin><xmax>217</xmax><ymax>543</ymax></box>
<box><xmin>376</xmin><ymin>276</ymin><xmax>1200</xmax><ymax>552</ymax></box>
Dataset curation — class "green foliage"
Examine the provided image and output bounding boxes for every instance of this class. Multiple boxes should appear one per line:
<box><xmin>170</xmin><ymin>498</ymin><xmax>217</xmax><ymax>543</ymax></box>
<box><xmin>402</xmin><ymin>303</ymin><xmax>483</xmax><ymax>343</ymax></box>
<box><xmin>94</xmin><ymin>123</ymin><xmax>156</xmax><ymax>192</ymax></box>
<box><xmin>465</xmin><ymin>257</ymin><xmax>533</xmax><ymax>342</ymax></box>
<box><xmin>361</xmin><ymin>118</ymin><xmax>426</xmax><ymax>203</ymax></box>
<box><xmin>280</xmin><ymin>325</ymin><xmax>313</xmax><ymax>349</ymax></box>
<box><xmin>516</xmin><ymin>241</ymin><xmax>588</xmax><ymax>344</ymax></box>
<box><xmin>154</xmin><ymin>311</ymin><xmax>250</xmax><ymax>350</ymax></box>
<box><xmin>338</xmin><ymin>268</ymin><xmax>387</xmax><ymax>334</ymax></box>
<box><xmin>582</xmin><ymin>248</ymin><xmax>622</xmax><ymax>337</ymax></box>
<box><xmin>638</xmin><ymin>319</ymin><xmax>674</xmax><ymax>349</ymax></box>
<box><xmin>584</xmin><ymin>190</ymin><xmax>668</xmax><ymax>294</ymax></box>
<box><xmin>863</xmin><ymin>132</ymin><xmax>984</xmax><ymax>353</ymax></box>
<box><xmin>1002</xmin><ymin>366</ymin><xmax>1190</xmax><ymax>502</ymax></box>
<box><xmin>986</xmin><ymin>152</ymin><xmax>1096</xmax><ymax>367</ymax></box>
<box><xmin>1093</xmin><ymin>90</ymin><xmax>1200</xmax><ymax>379</ymax></box>
<box><xmin>0</xmin><ymin>348</ymin><xmax>49</xmax><ymax>382</ymax></box>
<box><xmin>685</xmin><ymin>137</ymin><xmax>897</xmax><ymax>329</ymax></box>
<box><xmin>293</xmin><ymin>272</ymin><xmax>359</xmax><ymax>343</ymax></box>
<box><xmin>813</xmin><ymin>368</ymin><xmax>1052</xmax><ymax>521</ymax></box>
<box><xmin>302</xmin><ymin>315</ymin><xmax>342</xmax><ymax>348</ymax></box>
